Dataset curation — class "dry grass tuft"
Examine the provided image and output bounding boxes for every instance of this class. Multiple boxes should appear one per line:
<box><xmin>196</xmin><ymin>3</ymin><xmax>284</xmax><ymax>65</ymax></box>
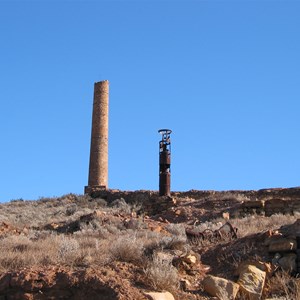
<box><xmin>56</xmin><ymin>235</ymin><xmax>80</xmax><ymax>263</ymax></box>
<box><xmin>144</xmin><ymin>254</ymin><xmax>179</xmax><ymax>293</ymax></box>
<box><xmin>265</xmin><ymin>271</ymin><xmax>300</xmax><ymax>299</ymax></box>
<box><xmin>110</xmin><ymin>233</ymin><xmax>145</xmax><ymax>264</ymax></box>
<box><xmin>231</xmin><ymin>213</ymin><xmax>298</xmax><ymax>237</ymax></box>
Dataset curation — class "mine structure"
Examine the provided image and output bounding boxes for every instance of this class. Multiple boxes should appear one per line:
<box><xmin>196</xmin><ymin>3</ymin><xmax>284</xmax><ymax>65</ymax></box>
<box><xmin>84</xmin><ymin>81</ymin><xmax>173</xmax><ymax>197</ymax></box>
<box><xmin>158</xmin><ymin>129</ymin><xmax>172</xmax><ymax>196</ymax></box>
<box><xmin>85</xmin><ymin>80</ymin><xmax>109</xmax><ymax>194</ymax></box>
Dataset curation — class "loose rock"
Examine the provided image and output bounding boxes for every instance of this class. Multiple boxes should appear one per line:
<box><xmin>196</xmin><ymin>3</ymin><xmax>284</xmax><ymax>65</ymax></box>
<box><xmin>144</xmin><ymin>291</ymin><xmax>175</xmax><ymax>300</ymax></box>
<box><xmin>238</xmin><ymin>264</ymin><xmax>266</xmax><ymax>300</ymax></box>
<box><xmin>202</xmin><ymin>275</ymin><xmax>239</xmax><ymax>300</ymax></box>
<box><xmin>278</xmin><ymin>253</ymin><xmax>297</xmax><ymax>273</ymax></box>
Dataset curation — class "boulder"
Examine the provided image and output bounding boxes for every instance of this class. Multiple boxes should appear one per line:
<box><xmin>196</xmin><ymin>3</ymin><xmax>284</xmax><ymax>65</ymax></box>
<box><xmin>237</xmin><ymin>264</ymin><xmax>266</xmax><ymax>300</ymax></box>
<box><xmin>144</xmin><ymin>291</ymin><xmax>175</xmax><ymax>300</ymax></box>
<box><xmin>268</xmin><ymin>238</ymin><xmax>297</xmax><ymax>252</ymax></box>
<box><xmin>202</xmin><ymin>275</ymin><xmax>239</xmax><ymax>299</ymax></box>
<box><xmin>235</xmin><ymin>261</ymin><xmax>273</xmax><ymax>277</ymax></box>
<box><xmin>278</xmin><ymin>253</ymin><xmax>297</xmax><ymax>273</ymax></box>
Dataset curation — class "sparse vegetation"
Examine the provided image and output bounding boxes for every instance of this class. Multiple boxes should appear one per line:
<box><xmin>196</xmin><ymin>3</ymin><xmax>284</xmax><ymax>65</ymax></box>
<box><xmin>111</xmin><ymin>233</ymin><xmax>145</xmax><ymax>264</ymax></box>
<box><xmin>1</xmin><ymin>191</ymin><xmax>300</xmax><ymax>299</ymax></box>
<box><xmin>231</xmin><ymin>213</ymin><xmax>298</xmax><ymax>237</ymax></box>
<box><xmin>144</xmin><ymin>254</ymin><xmax>179</xmax><ymax>293</ymax></box>
<box><xmin>265</xmin><ymin>271</ymin><xmax>300</xmax><ymax>299</ymax></box>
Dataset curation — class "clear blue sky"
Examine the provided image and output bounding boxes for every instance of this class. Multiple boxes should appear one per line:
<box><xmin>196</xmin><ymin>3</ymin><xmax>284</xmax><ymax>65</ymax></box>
<box><xmin>1</xmin><ymin>0</ymin><xmax>299</xmax><ymax>202</ymax></box>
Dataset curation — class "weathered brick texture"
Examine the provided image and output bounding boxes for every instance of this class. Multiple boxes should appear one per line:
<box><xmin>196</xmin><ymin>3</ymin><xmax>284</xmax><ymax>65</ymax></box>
<box><xmin>86</xmin><ymin>80</ymin><xmax>109</xmax><ymax>192</ymax></box>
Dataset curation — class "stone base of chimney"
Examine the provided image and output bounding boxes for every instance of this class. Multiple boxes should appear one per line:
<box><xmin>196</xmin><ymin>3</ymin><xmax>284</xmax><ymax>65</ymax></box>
<box><xmin>84</xmin><ymin>185</ymin><xmax>107</xmax><ymax>195</ymax></box>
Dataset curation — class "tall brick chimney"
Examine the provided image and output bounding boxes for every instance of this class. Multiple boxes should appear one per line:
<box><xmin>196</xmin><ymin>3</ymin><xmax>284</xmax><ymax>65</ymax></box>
<box><xmin>85</xmin><ymin>80</ymin><xmax>109</xmax><ymax>194</ymax></box>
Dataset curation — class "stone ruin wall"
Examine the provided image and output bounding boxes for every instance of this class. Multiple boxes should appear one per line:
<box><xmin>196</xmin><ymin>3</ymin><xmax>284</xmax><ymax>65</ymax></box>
<box><xmin>87</xmin><ymin>187</ymin><xmax>300</xmax><ymax>217</ymax></box>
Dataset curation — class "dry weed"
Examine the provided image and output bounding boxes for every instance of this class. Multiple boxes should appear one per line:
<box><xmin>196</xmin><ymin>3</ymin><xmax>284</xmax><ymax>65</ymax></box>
<box><xmin>0</xmin><ymin>194</ymin><xmax>108</xmax><ymax>228</ymax></box>
<box><xmin>109</xmin><ymin>198</ymin><xmax>132</xmax><ymax>214</ymax></box>
<box><xmin>110</xmin><ymin>233</ymin><xmax>145</xmax><ymax>264</ymax></box>
<box><xmin>0</xmin><ymin>235</ymin><xmax>57</xmax><ymax>271</ymax></box>
<box><xmin>56</xmin><ymin>235</ymin><xmax>80</xmax><ymax>263</ymax></box>
<box><xmin>231</xmin><ymin>213</ymin><xmax>298</xmax><ymax>237</ymax></box>
<box><xmin>265</xmin><ymin>271</ymin><xmax>300</xmax><ymax>299</ymax></box>
<box><xmin>165</xmin><ymin>223</ymin><xmax>186</xmax><ymax>238</ymax></box>
<box><xmin>0</xmin><ymin>232</ymin><xmax>115</xmax><ymax>271</ymax></box>
<box><xmin>144</xmin><ymin>254</ymin><xmax>179</xmax><ymax>293</ymax></box>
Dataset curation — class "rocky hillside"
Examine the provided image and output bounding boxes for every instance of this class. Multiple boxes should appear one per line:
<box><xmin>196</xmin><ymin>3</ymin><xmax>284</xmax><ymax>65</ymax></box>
<box><xmin>0</xmin><ymin>188</ymin><xmax>300</xmax><ymax>299</ymax></box>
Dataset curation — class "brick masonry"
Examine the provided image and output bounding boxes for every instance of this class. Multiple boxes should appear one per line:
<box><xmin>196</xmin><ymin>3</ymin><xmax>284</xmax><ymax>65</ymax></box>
<box><xmin>85</xmin><ymin>80</ymin><xmax>109</xmax><ymax>193</ymax></box>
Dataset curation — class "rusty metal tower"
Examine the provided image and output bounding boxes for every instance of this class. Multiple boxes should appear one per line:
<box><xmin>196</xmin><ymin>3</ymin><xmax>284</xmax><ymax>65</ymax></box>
<box><xmin>158</xmin><ymin>129</ymin><xmax>172</xmax><ymax>196</ymax></box>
